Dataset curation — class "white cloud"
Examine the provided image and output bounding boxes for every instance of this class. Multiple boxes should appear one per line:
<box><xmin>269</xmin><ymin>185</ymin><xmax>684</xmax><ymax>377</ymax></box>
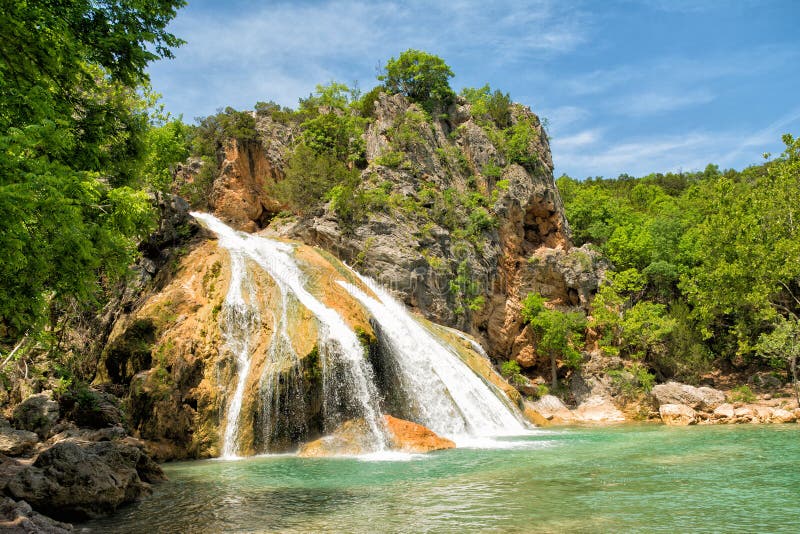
<box><xmin>552</xmin><ymin>128</ymin><xmax>601</xmax><ymax>150</ymax></box>
<box><xmin>614</xmin><ymin>89</ymin><xmax>715</xmax><ymax>116</ymax></box>
<box><xmin>149</xmin><ymin>0</ymin><xmax>589</xmax><ymax>116</ymax></box>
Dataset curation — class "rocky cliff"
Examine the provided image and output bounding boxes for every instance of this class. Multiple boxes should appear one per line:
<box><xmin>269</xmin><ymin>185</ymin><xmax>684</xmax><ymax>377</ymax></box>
<box><xmin>186</xmin><ymin>93</ymin><xmax>605</xmax><ymax>377</ymax></box>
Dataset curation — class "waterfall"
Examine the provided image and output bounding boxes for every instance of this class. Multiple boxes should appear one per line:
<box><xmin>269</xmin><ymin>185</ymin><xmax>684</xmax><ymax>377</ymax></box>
<box><xmin>338</xmin><ymin>274</ymin><xmax>529</xmax><ymax>441</ymax></box>
<box><xmin>193</xmin><ymin>212</ymin><xmax>528</xmax><ymax>457</ymax></box>
<box><xmin>193</xmin><ymin>213</ymin><xmax>387</xmax><ymax>456</ymax></box>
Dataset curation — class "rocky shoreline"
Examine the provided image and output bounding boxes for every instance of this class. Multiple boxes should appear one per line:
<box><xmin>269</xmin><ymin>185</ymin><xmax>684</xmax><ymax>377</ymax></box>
<box><xmin>1</xmin><ymin>390</ymin><xmax>165</xmax><ymax>532</ymax></box>
<box><xmin>525</xmin><ymin>381</ymin><xmax>799</xmax><ymax>427</ymax></box>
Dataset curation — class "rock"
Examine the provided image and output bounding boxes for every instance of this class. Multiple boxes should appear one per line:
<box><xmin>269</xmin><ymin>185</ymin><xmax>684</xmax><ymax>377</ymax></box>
<box><xmin>59</xmin><ymin>389</ymin><xmax>124</xmax><ymax>429</ymax></box>
<box><xmin>712</xmin><ymin>403</ymin><xmax>735</xmax><ymax>420</ymax></box>
<box><xmin>0</xmin><ymin>497</ymin><xmax>72</xmax><ymax>533</ymax></box>
<box><xmin>297</xmin><ymin>420</ymin><xmax>380</xmax><ymax>458</ymax></box>
<box><xmin>5</xmin><ymin>440</ymin><xmax>164</xmax><ymax>521</ymax></box>
<box><xmin>752</xmin><ymin>406</ymin><xmax>772</xmax><ymax>423</ymax></box>
<box><xmin>659</xmin><ymin>404</ymin><xmax>697</xmax><ymax>425</ymax></box>
<box><xmin>383</xmin><ymin>415</ymin><xmax>455</xmax><ymax>453</ymax></box>
<box><xmin>573</xmin><ymin>396</ymin><xmax>626</xmax><ymax>423</ymax></box>
<box><xmin>651</xmin><ymin>382</ymin><xmax>725</xmax><ymax>411</ymax></box>
<box><xmin>12</xmin><ymin>393</ymin><xmax>60</xmax><ymax>439</ymax></box>
<box><xmin>522</xmin><ymin>406</ymin><xmax>551</xmax><ymax>426</ymax></box>
<box><xmin>0</xmin><ymin>418</ymin><xmax>39</xmax><ymax>456</ymax></box>
<box><xmin>733</xmin><ymin>407</ymin><xmax>754</xmax><ymax>423</ymax></box>
<box><xmin>298</xmin><ymin>417</ymin><xmax>454</xmax><ymax>457</ymax></box>
<box><xmin>771</xmin><ymin>408</ymin><xmax>797</xmax><ymax>423</ymax></box>
<box><xmin>527</xmin><ymin>395</ymin><xmax>576</xmax><ymax>423</ymax></box>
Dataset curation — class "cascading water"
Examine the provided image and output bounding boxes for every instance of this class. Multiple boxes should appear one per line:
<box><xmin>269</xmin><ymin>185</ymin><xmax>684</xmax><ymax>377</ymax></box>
<box><xmin>193</xmin><ymin>213</ymin><xmax>387</xmax><ymax>456</ymax></box>
<box><xmin>219</xmin><ymin>248</ymin><xmax>260</xmax><ymax>458</ymax></box>
<box><xmin>339</xmin><ymin>274</ymin><xmax>529</xmax><ymax>442</ymax></box>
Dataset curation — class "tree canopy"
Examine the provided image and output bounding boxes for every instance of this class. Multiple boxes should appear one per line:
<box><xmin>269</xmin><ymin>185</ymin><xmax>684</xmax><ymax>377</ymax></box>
<box><xmin>378</xmin><ymin>49</ymin><xmax>455</xmax><ymax>111</ymax></box>
<box><xmin>0</xmin><ymin>0</ymin><xmax>186</xmax><ymax>343</ymax></box>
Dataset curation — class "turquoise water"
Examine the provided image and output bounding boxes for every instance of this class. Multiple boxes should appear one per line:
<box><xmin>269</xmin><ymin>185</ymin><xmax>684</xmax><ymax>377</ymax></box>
<box><xmin>80</xmin><ymin>424</ymin><xmax>800</xmax><ymax>533</ymax></box>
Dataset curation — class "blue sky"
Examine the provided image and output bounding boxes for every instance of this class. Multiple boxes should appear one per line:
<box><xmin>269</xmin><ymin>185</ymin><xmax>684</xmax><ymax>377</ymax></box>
<box><xmin>147</xmin><ymin>0</ymin><xmax>800</xmax><ymax>179</ymax></box>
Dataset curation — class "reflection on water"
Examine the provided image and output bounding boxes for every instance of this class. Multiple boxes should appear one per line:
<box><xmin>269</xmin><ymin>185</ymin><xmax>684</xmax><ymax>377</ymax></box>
<box><xmin>79</xmin><ymin>425</ymin><xmax>800</xmax><ymax>533</ymax></box>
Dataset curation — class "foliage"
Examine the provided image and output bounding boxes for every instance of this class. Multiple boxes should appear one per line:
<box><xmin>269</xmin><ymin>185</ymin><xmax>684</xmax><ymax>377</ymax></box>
<box><xmin>522</xmin><ymin>293</ymin><xmax>587</xmax><ymax>387</ymax></box>
<box><xmin>0</xmin><ymin>0</ymin><xmax>185</xmax><ymax>343</ymax></box>
<box><xmin>561</xmin><ymin>136</ymin><xmax>800</xmax><ymax>384</ymax></box>
<box><xmin>608</xmin><ymin>362</ymin><xmax>656</xmax><ymax>398</ymax></box>
<box><xmin>379</xmin><ymin>49</ymin><xmax>455</xmax><ymax>111</ymax></box>
<box><xmin>460</xmin><ymin>85</ymin><xmax>512</xmax><ymax>127</ymax></box>
<box><xmin>274</xmin><ymin>144</ymin><xmax>359</xmax><ymax>216</ymax></box>
<box><xmin>500</xmin><ymin>360</ymin><xmax>526</xmax><ymax>387</ymax></box>
<box><xmin>728</xmin><ymin>385</ymin><xmax>756</xmax><ymax>403</ymax></box>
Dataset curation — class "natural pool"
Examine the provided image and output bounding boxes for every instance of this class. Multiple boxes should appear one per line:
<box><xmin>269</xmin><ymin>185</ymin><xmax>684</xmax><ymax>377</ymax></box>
<box><xmin>79</xmin><ymin>424</ymin><xmax>800</xmax><ymax>533</ymax></box>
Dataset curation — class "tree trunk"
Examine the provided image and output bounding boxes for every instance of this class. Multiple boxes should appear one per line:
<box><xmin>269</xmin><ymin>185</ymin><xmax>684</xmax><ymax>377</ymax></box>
<box><xmin>550</xmin><ymin>353</ymin><xmax>558</xmax><ymax>390</ymax></box>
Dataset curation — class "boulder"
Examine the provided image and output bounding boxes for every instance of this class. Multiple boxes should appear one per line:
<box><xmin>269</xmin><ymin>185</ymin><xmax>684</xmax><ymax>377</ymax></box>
<box><xmin>651</xmin><ymin>382</ymin><xmax>725</xmax><ymax>411</ymax></box>
<box><xmin>297</xmin><ymin>420</ymin><xmax>380</xmax><ymax>458</ymax></box>
<box><xmin>573</xmin><ymin>396</ymin><xmax>626</xmax><ymax>423</ymax></box>
<box><xmin>659</xmin><ymin>403</ymin><xmax>697</xmax><ymax>426</ymax></box>
<box><xmin>771</xmin><ymin>408</ymin><xmax>797</xmax><ymax>423</ymax></box>
<box><xmin>712</xmin><ymin>403</ymin><xmax>735</xmax><ymax>420</ymax></box>
<box><xmin>0</xmin><ymin>418</ymin><xmax>39</xmax><ymax>456</ymax></box>
<box><xmin>733</xmin><ymin>406</ymin><xmax>754</xmax><ymax>423</ymax></box>
<box><xmin>5</xmin><ymin>440</ymin><xmax>165</xmax><ymax>521</ymax></box>
<box><xmin>297</xmin><ymin>417</ymin><xmax>454</xmax><ymax>457</ymax></box>
<box><xmin>383</xmin><ymin>415</ymin><xmax>455</xmax><ymax>453</ymax></box>
<box><xmin>0</xmin><ymin>497</ymin><xmax>72</xmax><ymax>533</ymax></box>
<box><xmin>12</xmin><ymin>393</ymin><xmax>60</xmax><ymax>438</ymax></box>
<box><xmin>527</xmin><ymin>395</ymin><xmax>575</xmax><ymax>423</ymax></box>
<box><xmin>59</xmin><ymin>389</ymin><xmax>124</xmax><ymax>429</ymax></box>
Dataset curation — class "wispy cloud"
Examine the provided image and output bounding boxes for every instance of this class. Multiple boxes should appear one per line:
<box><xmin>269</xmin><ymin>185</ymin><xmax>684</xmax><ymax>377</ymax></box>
<box><xmin>552</xmin><ymin>128</ymin><xmax>602</xmax><ymax>150</ymax></box>
<box><xmin>150</xmin><ymin>0</ymin><xmax>588</xmax><ymax>115</ymax></box>
<box><xmin>614</xmin><ymin>89</ymin><xmax>715</xmax><ymax>116</ymax></box>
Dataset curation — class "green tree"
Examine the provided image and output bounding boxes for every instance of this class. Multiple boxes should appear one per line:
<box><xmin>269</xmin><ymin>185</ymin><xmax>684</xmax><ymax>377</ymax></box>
<box><xmin>0</xmin><ymin>0</ymin><xmax>185</xmax><ymax>346</ymax></box>
<box><xmin>522</xmin><ymin>294</ymin><xmax>587</xmax><ymax>388</ymax></box>
<box><xmin>379</xmin><ymin>49</ymin><xmax>455</xmax><ymax>111</ymax></box>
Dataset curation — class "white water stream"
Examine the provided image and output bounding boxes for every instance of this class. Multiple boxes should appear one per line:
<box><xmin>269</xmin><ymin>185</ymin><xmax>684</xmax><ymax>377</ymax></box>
<box><xmin>193</xmin><ymin>212</ymin><xmax>528</xmax><ymax>456</ymax></box>
<box><xmin>339</xmin><ymin>275</ymin><xmax>528</xmax><ymax>443</ymax></box>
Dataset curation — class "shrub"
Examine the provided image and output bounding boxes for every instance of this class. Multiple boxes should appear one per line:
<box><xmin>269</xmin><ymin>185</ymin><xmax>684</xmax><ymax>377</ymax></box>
<box><xmin>729</xmin><ymin>385</ymin><xmax>756</xmax><ymax>403</ymax></box>
<box><xmin>275</xmin><ymin>144</ymin><xmax>359</xmax><ymax>215</ymax></box>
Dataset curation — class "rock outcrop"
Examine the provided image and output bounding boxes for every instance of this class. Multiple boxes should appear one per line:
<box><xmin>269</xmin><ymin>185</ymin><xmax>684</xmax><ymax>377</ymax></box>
<box><xmin>4</xmin><ymin>439</ymin><xmax>164</xmax><ymax>522</ymax></box>
<box><xmin>651</xmin><ymin>382</ymin><xmax>726</xmax><ymax>412</ymax></box>
<box><xmin>659</xmin><ymin>404</ymin><xmax>698</xmax><ymax>426</ymax></box>
<box><xmin>12</xmin><ymin>393</ymin><xmax>60</xmax><ymax>439</ymax></box>
<box><xmin>0</xmin><ymin>497</ymin><xmax>72</xmax><ymax>533</ymax></box>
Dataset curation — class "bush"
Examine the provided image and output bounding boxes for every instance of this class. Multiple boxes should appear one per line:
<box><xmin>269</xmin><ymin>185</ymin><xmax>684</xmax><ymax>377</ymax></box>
<box><xmin>275</xmin><ymin>144</ymin><xmax>359</xmax><ymax>215</ymax></box>
<box><xmin>729</xmin><ymin>385</ymin><xmax>756</xmax><ymax>403</ymax></box>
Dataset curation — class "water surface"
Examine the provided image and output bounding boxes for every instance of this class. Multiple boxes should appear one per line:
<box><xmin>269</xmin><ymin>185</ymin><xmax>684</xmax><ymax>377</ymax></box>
<box><xmin>80</xmin><ymin>424</ymin><xmax>800</xmax><ymax>533</ymax></box>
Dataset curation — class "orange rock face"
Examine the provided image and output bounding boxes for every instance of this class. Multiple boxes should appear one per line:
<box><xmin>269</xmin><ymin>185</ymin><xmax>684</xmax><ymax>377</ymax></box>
<box><xmin>209</xmin><ymin>139</ymin><xmax>284</xmax><ymax>231</ymax></box>
<box><xmin>383</xmin><ymin>415</ymin><xmax>455</xmax><ymax>453</ymax></box>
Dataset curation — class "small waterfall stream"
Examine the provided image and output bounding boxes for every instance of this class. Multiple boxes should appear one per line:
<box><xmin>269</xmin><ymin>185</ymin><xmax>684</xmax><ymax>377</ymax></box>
<box><xmin>193</xmin><ymin>213</ymin><xmax>528</xmax><ymax>456</ymax></box>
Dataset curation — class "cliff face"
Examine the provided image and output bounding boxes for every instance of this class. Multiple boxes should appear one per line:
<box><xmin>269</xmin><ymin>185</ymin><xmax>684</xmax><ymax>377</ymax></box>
<box><xmin>191</xmin><ymin>93</ymin><xmax>605</xmax><ymax>369</ymax></box>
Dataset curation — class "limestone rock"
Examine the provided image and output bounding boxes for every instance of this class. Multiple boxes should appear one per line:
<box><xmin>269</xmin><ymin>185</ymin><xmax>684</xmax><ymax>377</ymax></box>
<box><xmin>298</xmin><ymin>417</ymin><xmax>454</xmax><ymax>457</ymax></box>
<box><xmin>573</xmin><ymin>396</ymin><xmax>626</xmax><ymax>423</ymax></box>
<box><xmin>384</xmin><ymin>415</ymin><xmax>455</xmax><ymax>453</ymax></box>
<box><xmin>297</xmin><ymin>420</ymin><xmax>379</xmax><ymax>458</ymax></box>
<box><xmin>5</xmin><ymin>440</ymin><xmax>164</xmax><ymax>521</ymax></box>
<box><xmin>712</xmin><ymin>403</ymin><xmax>735</xmax><ymax>420</ymax></box>
<box><xmin>0</xmin><ymin>497</ymin><xmax>72</xmax><ymax>533</ymax></box>
<box><xmin>527</xmin><ymin>395</ymin><xmax>575</xmax><ymax>423</ymax></box>
<box><xmin>651</xmin><ymin>382</ymin><xmax>725</xmax><ymax>411</ymax></box>
<box><xmin>771</xmin><ymin>408</ymin><xmax>797</xmax><ymax>423</ymax></box>
<box><xmin>12</xmin><ymin>393</ymin><xmax>60</xmax><ymax>439</ymax></box>
<box><xmin>0</xmin><ymin>418</ymin><xmax>39</xmax><ymax>456</ymax></box>
<box><xmin>659</xmin><ymin>403</ymin><xmax>697</xmax><ymax>425</ymax></box>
